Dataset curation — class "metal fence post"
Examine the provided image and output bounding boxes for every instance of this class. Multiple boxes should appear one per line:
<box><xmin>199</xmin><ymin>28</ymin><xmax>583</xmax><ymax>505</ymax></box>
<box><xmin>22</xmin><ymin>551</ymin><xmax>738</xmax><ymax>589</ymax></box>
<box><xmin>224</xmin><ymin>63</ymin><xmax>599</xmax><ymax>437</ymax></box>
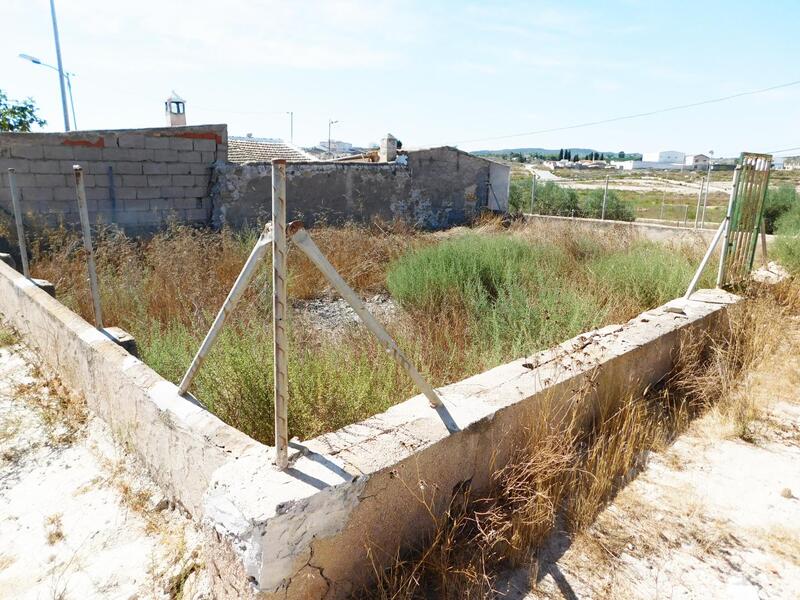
<box><xmin>272</xmin><ymin>159</ymin><xmax>289</xmax><ymax>470</ymax></box>
<box><xmin>530</xmin><ymin>172</ymin><xmax>537</xmax><ymax>214</ymax></box>
<box><xmin>600</xmin><ymin>175</ymin><xmax>609</xmax><ymax>220</ymax></box>
<box><xmin>178</xmin><ymin>224</ymin><xmax>274</xmax><ymax>396</ymax></box>
<box><xmin>716</xmin><ymin>166</ymin><xmax>741</xmax><ymax>287</ymax></box>
<box><xmin>290</xmin><ymin>226</ymin><xmax>444</xmax><ymax>408</ymax></box>
<box><xmin>694</xmin><ymin>176</ymin><xmax>704</xmax><ymax>228</ymax></box>
<box><xmin>73</xmin><ymin>165</ymin><xmax>103</xmax><ymax>329</ymax></box>
<box><xmin>7</xmin><ymin>168</ymin><xmax>30</xmax><ymax>278</ymax></box>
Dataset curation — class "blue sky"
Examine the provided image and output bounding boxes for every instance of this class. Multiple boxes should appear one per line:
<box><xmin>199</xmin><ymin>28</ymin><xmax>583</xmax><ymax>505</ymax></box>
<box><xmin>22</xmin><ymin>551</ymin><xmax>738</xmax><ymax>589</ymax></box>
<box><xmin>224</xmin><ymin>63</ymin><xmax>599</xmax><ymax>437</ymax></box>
<box><xmin>2</xmin><ymin>0</ymin><xmax>799</xmax><ymax>157</ymax></box>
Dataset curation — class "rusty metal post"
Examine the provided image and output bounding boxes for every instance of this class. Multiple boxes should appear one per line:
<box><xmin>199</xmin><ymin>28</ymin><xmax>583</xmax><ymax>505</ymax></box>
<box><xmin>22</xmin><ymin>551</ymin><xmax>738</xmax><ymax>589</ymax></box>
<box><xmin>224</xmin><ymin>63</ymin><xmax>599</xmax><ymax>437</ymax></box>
<box><xmin>7</xmin><ymin>168</ymin><xmax>30</xmax><ymax>278</ymax></box>
<box><xmin>272</xmin><ymin>160</ymin><xmax>289</xmax><ymax>470</ymax></box>
<box><xmin>178</xmin><ymin>224</ymin><xmax>274</xmax><ymax>396</ymax></box>
<box><xmin>290</xmin><ymin>226</ymin><xmax>444</xmax><ymax>408</ymax></box>
<box><xmin>73</xmin><ymin>165</ymin><xmax>103</xmax><ymax>329</ymax></box>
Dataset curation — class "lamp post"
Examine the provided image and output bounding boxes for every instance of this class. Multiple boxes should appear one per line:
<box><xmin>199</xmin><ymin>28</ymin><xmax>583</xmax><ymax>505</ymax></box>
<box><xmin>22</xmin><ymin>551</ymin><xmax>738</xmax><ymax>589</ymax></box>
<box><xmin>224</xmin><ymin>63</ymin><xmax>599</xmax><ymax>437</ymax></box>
<box><xmin>286</xmin><ymin>111</ymin><xmax>293</xmax><ymax>144</ymax></box>
<box><xmin>19</xmin><ymin>53</ymin><xmax>77</xmax><ymax>130</ymax></box>
<box><xmin>328</xmin><ymin>119</ymin><xmax>339</xmax><ymax>157</ymax></box>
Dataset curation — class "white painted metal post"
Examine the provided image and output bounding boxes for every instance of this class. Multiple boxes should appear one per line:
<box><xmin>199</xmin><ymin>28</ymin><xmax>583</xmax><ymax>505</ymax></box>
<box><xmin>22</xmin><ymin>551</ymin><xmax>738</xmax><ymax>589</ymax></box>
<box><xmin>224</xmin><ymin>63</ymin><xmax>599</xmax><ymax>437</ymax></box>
<box><xmin>530</xmin><ymin>172</ymin><xmax>537</xmax><ymax>213</ymax></box>
<box><xmin>272</xmin><ymin>160</ymin><xmax>290</xmax><ymax>470</ymax></box>
<box><xmin>759</xmin><ymin>219</ymin><xmax>769</xmax><ymax>268</ymax></box>
<box><xmin>73</xmin><ymin>166</ymin><xmax>103</xmax><ymax>329</ymax></box>
<box><xmin>700</xmin><ymin>166</ymin><xmax>712</xmax><ymax>229</ymax></box>
<box><xmin>716</xmin><ymin>167</ymin><xmax>741</xmax><ymax>288</ymax></box>
<box><xmin>178</xmin><ymin>225</ymin><xmax>274</xmax><ymax>396</ymax></box>
<box><xmin>684</xmin><ymin>219</ymin><xmax>726</xmax><ymax>299</ymax></box>
<box><xmin>290</xmin><ymin>227</ymin><xmax>444</xmax><ymax>408</ymax></box>
<box><xmin>7</xmin><ymin>168</ymin><xmax>30</xmax><ymax>278</ymax></box>
<box><xmin>601</xmin><ymin>175</ymin><xmax>609</xmax><ymax>220</ymax></box>
<box><xmin>694</xmin><ymin>176</ymin><xmax>705</xmax><ymax>228</ymax></box>
<box><xmin>683</xmin><ymin>204</ymin><xmax>689</xmax><ymax>227</ymax></box>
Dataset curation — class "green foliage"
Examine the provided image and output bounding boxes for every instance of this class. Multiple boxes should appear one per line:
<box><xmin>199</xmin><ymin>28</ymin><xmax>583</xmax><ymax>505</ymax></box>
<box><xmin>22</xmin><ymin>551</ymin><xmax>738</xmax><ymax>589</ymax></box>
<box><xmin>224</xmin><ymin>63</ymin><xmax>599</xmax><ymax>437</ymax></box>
<box><xmin>763</xmin><ymin>185</ymin><xmax>798</xmax><ymax>234</ymax></box>
<box><xmin>774</xmin><ymin>200</ymin><xmax>800</xmax><ymax>274</ymax></box>
<box><xmin>588</xmin><ymin>243</ymin><xmax>712</xmax><ymax>307</ymax></box>
<box><xmin>534</xmin><ymin>181</ymin><xmax>581</xmax><ymax>216</ymax></box>
<box><xmin>582</xmin><ymin>188</ymin><xmax>635</xmax><ymax>221</ymax></box>
<box><xmin>0</xmin><ymin>90</ymin><xmax>46</xmax><ymax>132</ymax></box>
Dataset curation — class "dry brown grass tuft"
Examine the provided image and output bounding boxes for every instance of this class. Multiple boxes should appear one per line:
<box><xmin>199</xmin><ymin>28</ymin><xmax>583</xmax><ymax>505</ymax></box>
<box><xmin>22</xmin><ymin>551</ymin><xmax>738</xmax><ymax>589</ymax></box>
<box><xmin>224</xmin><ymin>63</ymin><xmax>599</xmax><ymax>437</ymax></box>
<box><xmin>45</xmin><ymin>513</ymin><xmax>65</xmax><ymax>545</ymax></box>
<box><xmin>15</xmin><ymin>372</ymin><xmax>87</xmax><ymax>448</ymax></box>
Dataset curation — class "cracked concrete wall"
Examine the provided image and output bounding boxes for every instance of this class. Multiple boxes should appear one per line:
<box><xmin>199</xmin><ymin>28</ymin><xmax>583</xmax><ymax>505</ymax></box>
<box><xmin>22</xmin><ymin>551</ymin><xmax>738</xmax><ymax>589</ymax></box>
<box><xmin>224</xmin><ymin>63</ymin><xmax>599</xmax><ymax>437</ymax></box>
<box><xmin>199</xmin><ymin>290</ymin><xmax>739</xmax><ymax>599</ymax></box>
<box><xmin>0</xmin><ymin>250</ymin><xmax>739</xmax><ymax>599</ymax></box>
<box><xmin>211</xmin><ymin>147</ymin><xmax>505</xmax><ymax>229</ymax></box>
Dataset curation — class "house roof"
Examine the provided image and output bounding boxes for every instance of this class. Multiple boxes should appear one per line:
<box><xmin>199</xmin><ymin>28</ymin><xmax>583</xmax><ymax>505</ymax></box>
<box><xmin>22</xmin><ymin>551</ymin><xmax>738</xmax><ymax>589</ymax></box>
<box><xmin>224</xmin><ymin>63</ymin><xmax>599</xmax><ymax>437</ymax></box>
<box><xmin>228</xmin><ymin>137</ymin><xmax>317</xmax><ymax>163</ymax></box>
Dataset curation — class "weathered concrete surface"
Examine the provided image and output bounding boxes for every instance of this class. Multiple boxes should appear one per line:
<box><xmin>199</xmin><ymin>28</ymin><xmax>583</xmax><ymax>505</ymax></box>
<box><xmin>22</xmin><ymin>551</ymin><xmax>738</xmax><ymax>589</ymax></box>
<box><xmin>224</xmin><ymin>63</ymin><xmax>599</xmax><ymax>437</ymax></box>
<box><xmin>0</xmin><ymin>252</ymin><xmax>740</xmax><ymax>599</ymax></box>
<box><xmin>201</xmin><ymin>290</ymin><xmax>739</xmax><ymax>599</ymax></box>
<box><xmin>212</xmin><ymin>147</ymin><xmax>509</xmax><ymax>229</ymax></box>
<box><xmin>0</xmin><ymin>259</ymin><xmax>255</xmax><ymax>518</ymax></box>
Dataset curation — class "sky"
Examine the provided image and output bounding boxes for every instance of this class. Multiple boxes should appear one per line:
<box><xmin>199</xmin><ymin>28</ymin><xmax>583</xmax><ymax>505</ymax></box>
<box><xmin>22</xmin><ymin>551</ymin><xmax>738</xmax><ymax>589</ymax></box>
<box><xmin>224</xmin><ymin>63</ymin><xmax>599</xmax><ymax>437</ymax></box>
<box><xmin>1</xmin><ymin>0</ymin><xmax>799</xmax><ymax>157</ymax></box>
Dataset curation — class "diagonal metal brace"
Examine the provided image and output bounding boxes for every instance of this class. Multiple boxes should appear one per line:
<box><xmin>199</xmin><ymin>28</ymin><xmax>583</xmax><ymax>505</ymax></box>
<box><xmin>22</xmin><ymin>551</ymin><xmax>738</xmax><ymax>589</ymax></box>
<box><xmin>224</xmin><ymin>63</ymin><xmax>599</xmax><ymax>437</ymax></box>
<box><xmin>289</xmin><ymin>222</ymin><xmax>444</xmax><ymax>407</ymax></box>
<box><xmin>178</xmin><ymin>223</ymin><xmax>274</xmax><ymax>396</ymax></box>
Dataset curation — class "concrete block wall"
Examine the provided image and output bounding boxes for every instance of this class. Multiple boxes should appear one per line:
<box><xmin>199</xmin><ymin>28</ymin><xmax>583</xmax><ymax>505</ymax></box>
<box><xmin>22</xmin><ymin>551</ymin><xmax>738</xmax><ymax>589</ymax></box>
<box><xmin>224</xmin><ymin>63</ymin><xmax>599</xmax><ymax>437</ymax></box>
<box><xmin>0</xmin><ymin>125</ymin><xmax>227</xmax><ymax>232</ymax></box>
<box><xmin>212</xmin><ymin>147</ymin><xmax>509</xmax><ymax>229</ymax></box>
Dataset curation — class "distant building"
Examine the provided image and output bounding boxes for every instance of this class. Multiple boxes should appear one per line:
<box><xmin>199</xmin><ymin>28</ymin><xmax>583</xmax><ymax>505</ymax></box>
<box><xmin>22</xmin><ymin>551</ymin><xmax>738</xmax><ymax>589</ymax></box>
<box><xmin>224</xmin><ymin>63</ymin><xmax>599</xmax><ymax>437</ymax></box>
<box><xmin>611</xmin><ymin>160</ymin><xmax>684</xmax><ymax>171</ymax></box>
<box><xmin>318</xmin><ymin>140</ymin><xmax>353</xmax><ymax>155</ymax></box>
<box><xmin>642</xmin><ymin>150</ymin><xmax>685</xmax><ymax>164</ymax></box>
<box><xmin>684</xmin><ymin>154</ymin><xmax>710</xmax><ymax>170</ymax></box>
<box><xmin>784</xmin><ymin>156</ymin><xmax>800</xmax><ymax>170</ymax></box>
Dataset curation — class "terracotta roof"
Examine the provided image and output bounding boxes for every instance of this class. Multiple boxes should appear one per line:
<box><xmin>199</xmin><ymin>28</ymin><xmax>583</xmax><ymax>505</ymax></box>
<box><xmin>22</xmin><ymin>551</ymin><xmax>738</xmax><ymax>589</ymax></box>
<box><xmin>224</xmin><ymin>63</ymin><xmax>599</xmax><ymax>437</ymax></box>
<box><xmin>228</xmin><ymin>137</ymin><xmax>316</xmax><ymax>163</ymax></box>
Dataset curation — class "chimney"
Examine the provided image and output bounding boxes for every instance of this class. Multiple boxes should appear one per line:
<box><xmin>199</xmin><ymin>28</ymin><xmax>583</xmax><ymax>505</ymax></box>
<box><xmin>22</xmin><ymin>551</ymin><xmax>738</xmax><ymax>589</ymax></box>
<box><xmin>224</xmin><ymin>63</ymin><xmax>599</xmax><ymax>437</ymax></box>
<box><xmin>379</xmin><ymin>134</ymin><xmax>397</xmax><ymax>162</ymax></box>
<box><xmin>165</xmin><ymin>91</ymin><xmax>186</xmax><ymax>127</ymax></box>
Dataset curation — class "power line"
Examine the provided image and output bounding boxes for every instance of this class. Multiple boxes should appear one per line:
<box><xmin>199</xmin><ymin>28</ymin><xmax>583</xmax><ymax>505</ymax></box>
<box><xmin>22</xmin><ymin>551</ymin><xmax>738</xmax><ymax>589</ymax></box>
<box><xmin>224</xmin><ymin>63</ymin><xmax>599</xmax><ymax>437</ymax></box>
<box><xmin>768</xmin><ymin>146</ymin><xmax>800</xmax><ymax>155</ymax></box>
<box><xmin>455</xmin><ymin>78</ymin><xmax>800</xmax><ymax>146</ymax></box>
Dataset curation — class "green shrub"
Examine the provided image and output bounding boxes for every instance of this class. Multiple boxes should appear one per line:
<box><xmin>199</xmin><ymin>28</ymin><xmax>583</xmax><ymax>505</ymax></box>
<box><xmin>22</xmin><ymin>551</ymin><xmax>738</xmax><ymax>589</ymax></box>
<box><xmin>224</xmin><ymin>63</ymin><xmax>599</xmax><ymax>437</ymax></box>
<box><xmin>763</xmin><ymin>185</ymin><xmax>798</xmax><ymax>234</ymax></box>
<box><xmin>533</xmin><ymin>182</ymin><xmax>581</xmax><ymax>217</ymax></box>
<box><xmin>774</xmin><ymin>201</ymin><xmax>800</xmax><ymax>274</ymax></box>
<box><xmin>588</xmin><ymin>243</ymin><xmax>712</xmax><ymax>308</ymax></box>
<box><xmin>582</xmin><ymin>188</ymin><xmax>635</xmax><ymax>222</ymax></box>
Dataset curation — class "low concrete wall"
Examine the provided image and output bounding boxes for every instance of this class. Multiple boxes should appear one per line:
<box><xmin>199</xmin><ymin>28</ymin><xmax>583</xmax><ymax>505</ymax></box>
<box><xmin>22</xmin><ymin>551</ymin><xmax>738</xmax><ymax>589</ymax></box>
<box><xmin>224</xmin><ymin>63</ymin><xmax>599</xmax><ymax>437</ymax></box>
<box><xmin>0</xmin><ymin>125</ymin><xmax>227</xmax><ymax>232</ymax></box>
<box><xmin>0</xmin><ymin>255</ymin><xmax>739</xmax><ymax>598</ymax></box>
<box><xmin>212</xmin><ymin>147</ymin><xmax>509</xmax><ymax>229</ymax></box>
<box><xmin>525</xmin><ymin>213</ymin><xmax>775</xmax><ymax>253</ymax></box>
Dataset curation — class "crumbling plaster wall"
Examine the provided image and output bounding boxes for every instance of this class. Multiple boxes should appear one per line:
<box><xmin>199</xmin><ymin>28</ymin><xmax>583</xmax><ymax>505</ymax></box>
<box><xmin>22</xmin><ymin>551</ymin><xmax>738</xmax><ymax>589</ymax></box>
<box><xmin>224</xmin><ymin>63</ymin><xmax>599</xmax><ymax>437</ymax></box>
<box><xmin>212</xmin><ymin>147</ymin><xmax>506</xmax><ymax>229</ymax></box>
<box><xmin>0</xmin><ymin>125</ymin><xmax>227</xmax><ymax>232</ymax></box>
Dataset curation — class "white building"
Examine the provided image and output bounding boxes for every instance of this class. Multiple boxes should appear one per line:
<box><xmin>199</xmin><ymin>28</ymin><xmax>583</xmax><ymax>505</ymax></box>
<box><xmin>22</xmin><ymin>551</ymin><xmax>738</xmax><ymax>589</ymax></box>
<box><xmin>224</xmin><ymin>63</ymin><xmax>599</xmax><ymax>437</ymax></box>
<box><xmin>642</xmin><ymin>150</ymin><xmax>686</xmax><ymax>164</ymax></box>
<box><xmin>611</xmin><ymin>160</ymin><xmax>684</xmax><ymax>171</ymax></box>
<box><xmin>684</xmin><ymin>154</ymin><xmax>710</xmax><ymax>170</ymax></box>
<box><xmin>318</xmin><ymin>140</ymin><xmax>353</xmax><ymax>154</ymax></box>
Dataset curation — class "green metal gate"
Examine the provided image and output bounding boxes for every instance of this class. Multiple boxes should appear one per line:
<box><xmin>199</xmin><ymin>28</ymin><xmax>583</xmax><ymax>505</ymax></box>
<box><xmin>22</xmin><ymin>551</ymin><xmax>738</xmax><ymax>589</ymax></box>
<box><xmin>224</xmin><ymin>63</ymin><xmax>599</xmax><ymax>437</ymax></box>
<box><xmin>718</xmin><ymin>152</ymin><xmax>772</xmax><ymax>288</ymax></box>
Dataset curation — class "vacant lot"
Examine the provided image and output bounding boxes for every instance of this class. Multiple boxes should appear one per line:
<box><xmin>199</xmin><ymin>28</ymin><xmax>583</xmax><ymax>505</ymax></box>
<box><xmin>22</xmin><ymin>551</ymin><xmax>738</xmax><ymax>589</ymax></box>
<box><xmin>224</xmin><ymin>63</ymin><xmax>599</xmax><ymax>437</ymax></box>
<box><xmin>26</xmin><ymin>219</ymin><xmax>711</xmax><ymax>445</ymax></box>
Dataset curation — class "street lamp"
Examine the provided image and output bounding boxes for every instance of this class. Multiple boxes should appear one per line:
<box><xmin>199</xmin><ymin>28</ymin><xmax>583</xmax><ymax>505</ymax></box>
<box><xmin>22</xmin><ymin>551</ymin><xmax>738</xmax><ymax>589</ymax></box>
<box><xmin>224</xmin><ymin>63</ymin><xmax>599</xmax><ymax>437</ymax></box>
<box><xmin>328</xmin><ymin>119</ymin><xmax>339</xmax><ymax>157</ymax></box>
<box><xmin>286</xmin><ymin>111</ymin><xmax>293</xmax><ymax>144</ymax></box>
<box><xmin>19</xmin><ymin>53</ymin><xmax>77</xmax><ymax>130</ymax></box>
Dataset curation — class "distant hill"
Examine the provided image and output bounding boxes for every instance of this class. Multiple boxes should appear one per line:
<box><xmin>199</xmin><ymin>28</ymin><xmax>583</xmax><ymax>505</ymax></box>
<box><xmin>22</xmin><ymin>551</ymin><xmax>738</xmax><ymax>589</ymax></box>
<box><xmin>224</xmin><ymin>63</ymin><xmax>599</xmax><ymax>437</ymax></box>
<box><xmin>473</xmin><ymin>147</ymin><xmax>642</xmax><ymax>159</ymax></box>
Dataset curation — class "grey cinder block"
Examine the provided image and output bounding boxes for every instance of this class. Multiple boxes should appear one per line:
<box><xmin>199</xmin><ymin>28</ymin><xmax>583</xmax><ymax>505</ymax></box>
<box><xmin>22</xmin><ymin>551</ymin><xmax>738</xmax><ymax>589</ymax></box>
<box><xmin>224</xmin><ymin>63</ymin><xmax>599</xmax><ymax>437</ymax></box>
<box><xmin>144</xmin><ymin>136</ymin><xmax>170</xmax><ymax>150</ymax></box>
<box><xmin>122</xmin><ymin>175</ymin><xmax>147</xmax><ymax>187</ymax></box>
<box><xmin>118</xmin><ymin>134</ymin><xmax>145</xmax><ymax>149</ymax></box>
<box><xmin>10</xmin><ymin>145</ymin><xmax>44</xmax><ymax>160</ymax></box>
<box><xmin>169</xmin><ymin>137</ymin><xmax>194</xmax><ymax>151</ymax></box>
<box><xmin>43</xmin><ymin>145</ymin><xmax>75</xmax><ymax>160</ymax></box>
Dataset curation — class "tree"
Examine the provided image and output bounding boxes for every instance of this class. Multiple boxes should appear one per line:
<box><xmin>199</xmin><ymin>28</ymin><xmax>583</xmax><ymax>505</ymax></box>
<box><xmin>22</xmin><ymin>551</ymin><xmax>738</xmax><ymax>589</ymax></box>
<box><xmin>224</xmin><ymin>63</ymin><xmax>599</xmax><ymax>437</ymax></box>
<box><xmin>0</xmin><ymin>90</ymin><xmax>46</xmax><ymax>132</ymax></box>
<box><xmin>558</xmin><ymin>148</ymin><xmax>564</xmax><ymax>160</ymax></box>
<box><xmin>565</xmin><ymin>149</ymin><xmax>571</xmax><ymax>160</ymax></box>
<box><xmin>618</xmin><ymin>151</ymin><xmax>626</xmax><ymax>159</ymax></box>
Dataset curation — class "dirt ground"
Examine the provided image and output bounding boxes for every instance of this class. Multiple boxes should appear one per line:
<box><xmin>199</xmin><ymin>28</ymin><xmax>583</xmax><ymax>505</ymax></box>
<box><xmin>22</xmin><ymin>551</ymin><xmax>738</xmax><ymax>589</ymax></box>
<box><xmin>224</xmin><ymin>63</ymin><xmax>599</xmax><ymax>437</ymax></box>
<box><xmin>0</xmin><ymin>340</ymin><xmax>210</xmax><ymax>600</ymax></box>
<box><xmin>501</xmin><ymin>320</ymin><xmax>800</xmax><ymax>600</ymax></box>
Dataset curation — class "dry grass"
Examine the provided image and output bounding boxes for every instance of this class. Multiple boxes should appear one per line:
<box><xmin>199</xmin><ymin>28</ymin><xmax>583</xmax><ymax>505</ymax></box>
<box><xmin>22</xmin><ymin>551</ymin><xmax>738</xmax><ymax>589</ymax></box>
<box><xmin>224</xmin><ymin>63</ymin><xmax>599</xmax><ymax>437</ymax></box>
<box><xmin>23</xmin><ymin>219</ymin><xmax>710</xmax><ymax>445</ymax></box>
<box><xmin>45</xmin><ymin>513</ymin><xmax>65</xmax><ymax>545</ymax></box>
<box><xmin>360</xmin><ymin>281</ymin><xmax>799</xmax><ymax>599</ymax></box>
<box><xmin>14</xmin><ymin>371</ymin><xmax>87</xmax><ymax>448</ymax></box>
<box><xmin>0</xmin><ymin>325</ymin><xmax>18</xmax><ymax>348</ymax></box>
